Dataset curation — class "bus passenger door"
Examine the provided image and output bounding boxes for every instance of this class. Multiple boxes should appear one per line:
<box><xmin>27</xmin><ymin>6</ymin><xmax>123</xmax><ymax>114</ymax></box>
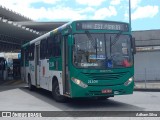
<box><xmin>35</xmin><ymin>45</ymin><xmax>40</xmax><ymax>86</ymax></box>
<box><xmin>21</xmin><ymin>48</ymin><xmax>26</xmax><ymax>81</ymax></box>
<box><xmin>62</xmin><ymin>35</ymin><xmax>70</xmax><ymax>95</ymax></box>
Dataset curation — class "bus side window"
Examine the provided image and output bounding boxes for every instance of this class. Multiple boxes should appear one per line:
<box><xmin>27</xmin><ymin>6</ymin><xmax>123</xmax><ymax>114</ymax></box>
<box><xmin>29</xmin><ymin>44</ymin><xmax>35</xmax><ymax>60</ymax></box>
<box><xmin>46</xmin><ymin>38</ymin><xmax>49</xmax><ymax>59</ymax></box>
<box><xmin>40</xmin><ymin>40</ymin><xmax>43</xmax><ymax>59</ymax></box>
<box><xmin>40</xmin><ymin>39</ymin><xmax>47</xmax><ymax>59</ymax></box>
<box><xmin>47</xmin><ymin>34</ymin><xmax>61</xmax><ymax>58</ymax></box>
<box><xmin>21</xmin><ymin>48</ymin><xmax>24</xmax><ymax>66</ymax></box>
<box><xmin>25</xmin><ymin>46</ymin><xmax>29</xmax><ymax>61</ymax></box>
<box><xmin>54</xmin><ymin>34</ymin><xmax>61</xmax><ymax>57</ymax></box>
<box><xmin>47</xmin><ymin>36</ymin><xmax>54</xmax><ymax>58</ymax></box>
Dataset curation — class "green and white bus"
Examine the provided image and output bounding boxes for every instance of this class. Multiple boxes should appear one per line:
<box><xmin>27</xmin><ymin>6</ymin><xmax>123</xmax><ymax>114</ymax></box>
<box><xmin>21</xmin><ymin>20</ymin><xmax>136</xmax><ymax>102</ymax></box>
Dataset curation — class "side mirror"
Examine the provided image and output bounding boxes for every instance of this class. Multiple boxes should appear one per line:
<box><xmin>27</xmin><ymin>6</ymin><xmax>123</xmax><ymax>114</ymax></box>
<box><xmin>131</xmin><ymin>37</ymin><xmax>136</xmax><ymax>54</ymax></box>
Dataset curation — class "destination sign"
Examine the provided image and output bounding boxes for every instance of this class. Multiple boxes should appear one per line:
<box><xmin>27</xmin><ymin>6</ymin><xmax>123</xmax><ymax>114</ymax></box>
<box><xmin>76</xmin><ymin>21</ymin><xmax>129</xmax><ymax>31</ymax></box>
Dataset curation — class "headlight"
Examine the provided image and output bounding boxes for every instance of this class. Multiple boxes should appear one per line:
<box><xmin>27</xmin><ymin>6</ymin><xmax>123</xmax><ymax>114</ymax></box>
<box><xmin>124</xmin><ymin>77</ymin><xmax>134</xmax><ymax>86</ymax></box>
<box><xmin>71</xmin><ymin>77</ymin><xmax>88</xmax><ymax>88</ymax></box>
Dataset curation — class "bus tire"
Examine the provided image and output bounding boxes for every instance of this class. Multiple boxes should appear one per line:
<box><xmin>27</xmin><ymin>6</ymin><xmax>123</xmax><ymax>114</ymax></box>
<box><xmin>28</xmin><ymin>75</ymin><xmax>34</xmax><ymax>91</ymax></box>
<box><xmin>52</xmin><ymin>80</ymin><xmax>66</xmax><ymax>102</ymax></box>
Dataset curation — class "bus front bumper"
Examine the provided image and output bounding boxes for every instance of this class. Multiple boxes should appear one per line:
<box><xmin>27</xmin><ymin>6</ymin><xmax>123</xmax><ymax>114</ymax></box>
<box><xmin>70</xmin><ymin>81</ymin><xmax>134</xmax><ymax>98</ymax></box>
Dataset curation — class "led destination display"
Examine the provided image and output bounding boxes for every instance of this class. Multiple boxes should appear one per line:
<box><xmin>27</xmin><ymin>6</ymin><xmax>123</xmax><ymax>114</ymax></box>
<box><xmin>76</xmin><ymin>21</ymin><xmax>129</xmax><ymax>31</ymax></box>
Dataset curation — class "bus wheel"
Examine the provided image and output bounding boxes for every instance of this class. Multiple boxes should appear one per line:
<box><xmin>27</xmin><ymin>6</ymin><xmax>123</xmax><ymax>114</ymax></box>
<box><xmin>28</xmin><ymin>76</ymin><xmax>34</xmax><ymax>91</ymax></box>
<box><xmin>52</xmin><ymin>81</ymin><xmax>66</xmax><ymax>102</ymax></box>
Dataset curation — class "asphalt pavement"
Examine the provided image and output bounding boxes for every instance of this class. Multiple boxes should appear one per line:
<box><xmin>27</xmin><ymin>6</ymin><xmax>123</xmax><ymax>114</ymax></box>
<box><xmin>0</xmin><ymin>79</ymin><xmax>160</xmax><ymax>119</ymax></box>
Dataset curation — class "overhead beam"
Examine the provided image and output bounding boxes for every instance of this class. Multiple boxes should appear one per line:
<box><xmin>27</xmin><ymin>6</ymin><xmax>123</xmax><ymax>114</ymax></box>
<box><xmin>14</xmin><ymin>21</ymin><xmax>67</xmax><ymax>32</ymax></box>
<box><xmin>0</xmin><ymin>5</ymin><xmax>32</xmax><ymax>21</ymax></box>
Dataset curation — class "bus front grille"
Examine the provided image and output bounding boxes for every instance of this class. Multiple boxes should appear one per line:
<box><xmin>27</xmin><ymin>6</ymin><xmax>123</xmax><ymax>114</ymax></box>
<box><xmin>82</xmin><ymin>72</ymin><xmax>128</xmax><ymax>80</ymax></box>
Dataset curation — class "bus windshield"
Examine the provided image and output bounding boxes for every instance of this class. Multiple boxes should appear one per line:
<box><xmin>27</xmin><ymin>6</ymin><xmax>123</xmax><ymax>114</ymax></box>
<box><xmin>73</xmin><ymin>33</ymin><xmax>133</xmax><ymax>69</ymax></box>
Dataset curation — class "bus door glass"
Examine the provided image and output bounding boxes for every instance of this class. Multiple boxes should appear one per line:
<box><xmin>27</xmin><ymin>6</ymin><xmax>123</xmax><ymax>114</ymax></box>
<box><xmin>62</xmin><ymin>35</ymin><xmax>70</xmax><ymax>94</ymax></box>
<box><xmin>0</xmin><ymin>58</ymin><xmax>5</xmax><ymax>79</ymax></box>
<box><xmin>24</xmin><ymin>47</ymin><xmax>29</xmax><ymax>81</ymax></box>
<box><xmin>35</xmin><ymin>45</ymin><xmax>40</xmax><ymax>85</ymax></box>
<box><xmin>21</xmin><ymin>48</ymin><xmax>25</xmax><ymax>81</ymax></box>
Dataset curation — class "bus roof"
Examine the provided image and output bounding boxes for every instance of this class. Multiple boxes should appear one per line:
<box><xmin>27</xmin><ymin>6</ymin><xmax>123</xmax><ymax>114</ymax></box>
<box><xmin>22</xmin><ymin>20</ymin><xmax>129</xmax><ymax>48</ymax></box>
<box><xmin>22</xmin><ymin>21</ymin><xmax>71</xmax><ymax>48</ymax></box>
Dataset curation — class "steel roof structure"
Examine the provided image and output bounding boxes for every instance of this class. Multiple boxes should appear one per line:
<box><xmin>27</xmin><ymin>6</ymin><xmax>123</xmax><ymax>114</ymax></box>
<box><xmin>0</xmin><ymin>19</ymin><xmax>39</xmax><ymax>52</ymax></box>
<box><xmin>14</xmin><ymin>21</ymin><xmax>67</xmax><ymax>33</ymax></box>
<box><xmin>0</xmin><ymin>5</ymin><xmax>66</xmax><ymax>52</ymax></box>
<box><xmin>0</xmin><ymin>5</ymin><xmax>31</xmax><ymax>21</ymax></box>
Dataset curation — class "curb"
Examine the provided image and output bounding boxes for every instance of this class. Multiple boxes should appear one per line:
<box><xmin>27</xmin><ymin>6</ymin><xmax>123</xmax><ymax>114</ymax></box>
<box><xmin>134</xmin><ymin>88</ymin><xmax>160</xmax><ymax>92</ymax></box>
<box><xmin>0</xmin><ymin>80</ymin><xmax>25</xmax><ymax>86</ymax></box>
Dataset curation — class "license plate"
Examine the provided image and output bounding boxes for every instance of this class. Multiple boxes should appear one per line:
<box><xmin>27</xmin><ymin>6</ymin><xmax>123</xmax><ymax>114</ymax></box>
<box><xmin>101</xmin><ymin>89</ymin><xmax>112</xmax><ymax>94</ymax></box>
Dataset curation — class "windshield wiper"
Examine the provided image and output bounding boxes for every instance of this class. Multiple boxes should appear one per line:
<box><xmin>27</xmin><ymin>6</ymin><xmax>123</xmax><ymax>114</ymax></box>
<box><xmin>111</xmin><ymin>31</ymin><xmax>123</xmax><ymax>47</ymax></box>
<box><xmin>85</xmin><ymin>31</ymin><xmax>96</xmax><ymax>49</ymax></box>
<box><xmin>85</xmin><ymin>31</ymin><xmax>99</xmax><ymax>61</ymax></box>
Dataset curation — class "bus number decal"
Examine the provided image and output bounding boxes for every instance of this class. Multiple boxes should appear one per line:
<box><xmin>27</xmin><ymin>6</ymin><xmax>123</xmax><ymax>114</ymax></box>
<box><xmin>49</xmin><ymin>62</ymin><xmax>54</xmax><ymax>67</ymax></box>
<box><xmin>88</xmin><ymin>80</ymin><xmax>98</xmax><ymax>84</ymax></box>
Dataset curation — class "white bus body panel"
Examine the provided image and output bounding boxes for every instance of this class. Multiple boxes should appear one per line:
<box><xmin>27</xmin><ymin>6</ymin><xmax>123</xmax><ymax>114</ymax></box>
<box><xmin>29</xmin><ymin>60</ymin><xmax>36</xmax><ymax>85</ymax></box>
<box><xmin>39</xmin><ymin>59</ymin><xmax>63</xmax><ymax>95</ymax></box>
<box><xmin>25</xmin><ymin>66</ymin><xmax>29</xmax><ymax>83</ymax></box>
<box><xmin>26</xmin><ymin>58</ymin><xmax>63</xmax><ymax>95</ymax></box>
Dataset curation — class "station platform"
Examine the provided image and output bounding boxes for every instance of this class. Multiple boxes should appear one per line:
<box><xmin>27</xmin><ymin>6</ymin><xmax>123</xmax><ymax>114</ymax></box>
<box><xmin>134</xmin><ymin>81</ymin><xmax>160</xmax><ymax>92</ymax></box>
<box><xmin>0</xmin><ymin>79</ymin><xmax>24</xmax><ymax>86</ymax></box>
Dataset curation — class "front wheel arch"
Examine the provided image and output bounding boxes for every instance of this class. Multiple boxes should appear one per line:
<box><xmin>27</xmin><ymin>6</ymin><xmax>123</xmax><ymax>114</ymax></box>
<box><xmin>52</xmin><ymin>77</ymin><xmax>67</xmax><ymax>102</ymax></box>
